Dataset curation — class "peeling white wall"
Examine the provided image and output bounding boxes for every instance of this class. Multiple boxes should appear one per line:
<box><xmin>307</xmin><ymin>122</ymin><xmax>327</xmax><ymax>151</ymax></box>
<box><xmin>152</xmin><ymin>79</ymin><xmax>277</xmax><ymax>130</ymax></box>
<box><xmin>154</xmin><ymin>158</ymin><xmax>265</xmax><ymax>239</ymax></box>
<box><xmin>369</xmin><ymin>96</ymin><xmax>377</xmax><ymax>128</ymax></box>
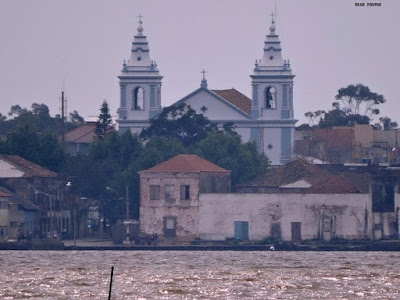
<box><xmin>199</xmin><ymin>193</ymin><xmax>372</xmax><ymax>241</ymax></box>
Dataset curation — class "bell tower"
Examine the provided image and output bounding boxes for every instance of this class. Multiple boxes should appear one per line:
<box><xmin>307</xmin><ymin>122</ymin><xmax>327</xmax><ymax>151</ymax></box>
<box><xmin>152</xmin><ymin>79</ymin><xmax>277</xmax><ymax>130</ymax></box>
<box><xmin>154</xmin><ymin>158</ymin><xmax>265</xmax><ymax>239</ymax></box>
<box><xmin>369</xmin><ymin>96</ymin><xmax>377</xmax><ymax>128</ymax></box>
<box><xmin>250</xmin><ymin>13</ymin><xmax>296</xmax><ymax>164</ymax></box>
<box><xmin>117</xmin><ymin>15</ymin><xmax>163</xmax><ymax>134</ymax></box>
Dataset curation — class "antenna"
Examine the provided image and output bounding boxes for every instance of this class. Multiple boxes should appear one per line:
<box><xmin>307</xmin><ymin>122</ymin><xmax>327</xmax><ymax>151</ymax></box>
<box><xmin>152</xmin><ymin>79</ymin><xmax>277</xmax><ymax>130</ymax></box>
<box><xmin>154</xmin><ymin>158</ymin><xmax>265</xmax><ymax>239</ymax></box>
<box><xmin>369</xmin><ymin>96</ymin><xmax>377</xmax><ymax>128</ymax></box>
<box><xmin>60</xmin><ymin>91</ymin><xmax>68</xmax><ymax>143</ymax></box>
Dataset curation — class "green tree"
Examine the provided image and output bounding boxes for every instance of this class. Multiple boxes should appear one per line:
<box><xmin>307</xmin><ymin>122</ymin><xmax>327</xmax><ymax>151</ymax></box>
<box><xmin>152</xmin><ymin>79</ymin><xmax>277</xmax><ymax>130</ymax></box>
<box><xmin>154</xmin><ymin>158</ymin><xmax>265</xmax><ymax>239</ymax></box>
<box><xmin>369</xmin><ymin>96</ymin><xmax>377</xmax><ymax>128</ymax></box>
<box><xmin>95</xmin><ymin>100</ymin><xmax>112</xmax><ymax>140</ymax></box>
<box><xmin>195</xmin><ymin>131</ymin><xmax>269</xmax><ymax>186</ymax></box>
<box><xmin>375</xmin><ymin>117</ymin><xmax>398</xmax><ymax>131</ymax></box>
<box><xmin>335</xmin><ymin>83</ymin><xmax>385</xmax><ymax>117</ymax></box>
<box><xmin>140</xmin><ymin>103</ymin><xmax>218</xmax><ymax>146</ymax></box>
<box><xmin>2</xmin><ymin>125</ymin><xmax>65</xmax><ymax>172</ymax></box>
<box><xmin>140</xmin><ymin>136</ymin><xmax>186</xmax><ymax>170</ymax></box>
<box><xmin>69</xmin><ymin>110</ymin><xmax>85</xmax><ymax>125</ymax></box>
<box><xmin>299</xmin><ymin>84</ymin><xmax>387</xmax><ymax>129</ymax></box>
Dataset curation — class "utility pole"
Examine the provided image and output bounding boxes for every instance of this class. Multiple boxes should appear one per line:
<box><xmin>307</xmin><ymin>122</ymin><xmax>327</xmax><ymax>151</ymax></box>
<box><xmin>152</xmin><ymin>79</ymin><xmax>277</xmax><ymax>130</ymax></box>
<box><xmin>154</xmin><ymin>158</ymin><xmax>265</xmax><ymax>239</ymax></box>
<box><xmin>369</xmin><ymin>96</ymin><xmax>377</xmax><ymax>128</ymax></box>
<box><xmin>125</xmin><ymin>184</ymin><xmax>130</xmax><ymax>221</ymax></box>
<box><xmin>125</xmin><ymin>184</ymin><xmax>130</xmax><ymax>242</ymax></box>
<box><xmin>61</xmin><ymin>91</ymin><xmax>65</xmax><ymax>143</ymax></box>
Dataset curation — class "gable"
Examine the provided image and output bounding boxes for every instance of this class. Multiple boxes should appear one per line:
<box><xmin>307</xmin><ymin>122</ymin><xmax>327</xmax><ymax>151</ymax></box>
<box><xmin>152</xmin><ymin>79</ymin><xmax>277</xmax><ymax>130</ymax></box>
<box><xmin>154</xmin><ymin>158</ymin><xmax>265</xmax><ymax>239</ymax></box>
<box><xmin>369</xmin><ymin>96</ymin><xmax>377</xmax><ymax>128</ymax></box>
<box><xmin>173</xmin><ymin>88</ymin><xmax>251</xmax><ymax>121</ymax></box>
<box><xmin>280</xmin><ymin>179</ymin><xmax>312</xmax><ymax>189</ymax></box>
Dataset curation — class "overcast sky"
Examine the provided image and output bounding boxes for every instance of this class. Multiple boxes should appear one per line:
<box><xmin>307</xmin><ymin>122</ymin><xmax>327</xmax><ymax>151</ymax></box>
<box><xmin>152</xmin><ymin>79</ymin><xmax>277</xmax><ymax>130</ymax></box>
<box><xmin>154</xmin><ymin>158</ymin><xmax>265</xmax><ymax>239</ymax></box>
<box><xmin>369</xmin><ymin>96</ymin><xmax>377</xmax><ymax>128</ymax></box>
<box><xmin>0</xmin><ymin>0</ymin><xmax>398</xmax><ymax>125</ymax></box>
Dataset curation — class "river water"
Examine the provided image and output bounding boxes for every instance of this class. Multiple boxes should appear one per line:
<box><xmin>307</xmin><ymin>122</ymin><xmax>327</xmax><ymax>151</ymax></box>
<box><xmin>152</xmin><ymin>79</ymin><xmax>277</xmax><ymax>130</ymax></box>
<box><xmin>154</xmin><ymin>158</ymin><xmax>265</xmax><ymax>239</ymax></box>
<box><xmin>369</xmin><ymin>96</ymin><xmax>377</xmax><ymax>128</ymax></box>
<box><xmin>0</xmin><ymin>251</ymin><xmax>399</xmax><ymax>299</ymax></box>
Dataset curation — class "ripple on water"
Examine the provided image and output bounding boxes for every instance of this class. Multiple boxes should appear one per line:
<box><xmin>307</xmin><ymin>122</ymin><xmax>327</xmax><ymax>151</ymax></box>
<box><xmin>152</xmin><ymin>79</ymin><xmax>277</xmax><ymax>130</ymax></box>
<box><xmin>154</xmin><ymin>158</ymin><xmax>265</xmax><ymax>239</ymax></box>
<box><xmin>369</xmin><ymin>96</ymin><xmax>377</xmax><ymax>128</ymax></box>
<box><xmin>0</xmin><ymin>251</ymin><xmax>400</xmax><ymax>299</ymax></box>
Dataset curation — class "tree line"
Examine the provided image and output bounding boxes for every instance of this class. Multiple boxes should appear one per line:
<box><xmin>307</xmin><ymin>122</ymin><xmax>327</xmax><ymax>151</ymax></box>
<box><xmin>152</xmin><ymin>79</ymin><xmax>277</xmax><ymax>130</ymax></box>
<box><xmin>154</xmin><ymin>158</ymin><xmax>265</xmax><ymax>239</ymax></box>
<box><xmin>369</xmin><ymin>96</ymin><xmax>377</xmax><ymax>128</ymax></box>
<box><xmin>299</xmin><ymin>83</ymin><xmax>397</xmax><ymax>130</ymax></box>
<box><xmin>0</xmin><ymin>101</ymin><xmax>269</xmax><ymax>224</ymax></box>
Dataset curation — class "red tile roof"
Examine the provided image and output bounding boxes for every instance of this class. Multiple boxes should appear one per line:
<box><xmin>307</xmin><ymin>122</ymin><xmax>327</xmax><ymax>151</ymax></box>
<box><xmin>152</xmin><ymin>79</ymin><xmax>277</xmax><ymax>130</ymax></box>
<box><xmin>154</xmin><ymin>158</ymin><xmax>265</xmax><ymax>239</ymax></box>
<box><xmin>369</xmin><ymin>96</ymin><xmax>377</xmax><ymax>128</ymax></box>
<box><xmin>65</xmin><ymin>123</ymin><xmax>97</xmax><ymax>143</ymax></box>
<box><xmin>0</xmin><ymin>155</ymin><xmax>57</xmax><ymax>178</ymax></box>
<box><xmin>243</xmin><ymin>158</ymin><xmax>369</xmax><ymax>194</ymax></box>
<box><xmin>212</xmin><ymin>89</ymin><xmax>252</xmax><ymax>115</ymax></box>
<box><xmin>0</xmin><ymin>190</ymin><xmax>11</xmax><ymax>197</ymax></box>
<box><xmin>140</xmin><ymin>154</ymin><xmax>230</xmax><ymax>173</ymax></box>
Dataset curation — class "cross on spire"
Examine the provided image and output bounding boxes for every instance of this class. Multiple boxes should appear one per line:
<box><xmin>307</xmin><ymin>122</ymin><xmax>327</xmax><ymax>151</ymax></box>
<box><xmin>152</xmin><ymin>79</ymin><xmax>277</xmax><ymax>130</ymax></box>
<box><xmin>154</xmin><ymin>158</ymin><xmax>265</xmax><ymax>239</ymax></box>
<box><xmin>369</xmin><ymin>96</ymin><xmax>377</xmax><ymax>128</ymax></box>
<box><xmin>201</xmin><ymin>69</ymin><xmax>207</xmax><ymax>80</ymax></box>
<box><xmin>270</xmin><ymin>11</ymin><xmax>275</xmax><ymax>24</ymax></box>
<box><xmin>138</xmin><ymin>13</ymin><xmax>143</xmax><ymax>24</ymax></box>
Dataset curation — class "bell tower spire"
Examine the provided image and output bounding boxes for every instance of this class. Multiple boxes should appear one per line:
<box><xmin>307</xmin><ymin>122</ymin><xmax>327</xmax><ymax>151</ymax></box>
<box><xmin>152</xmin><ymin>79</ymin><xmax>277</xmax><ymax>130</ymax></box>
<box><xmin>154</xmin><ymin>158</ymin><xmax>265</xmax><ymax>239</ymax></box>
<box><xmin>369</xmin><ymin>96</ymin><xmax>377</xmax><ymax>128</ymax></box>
<box><xmin>249</xmin><ymin>12</ymin><xmax>296</xmax><ymax>164</ymax></box>
<box><xmin>117</xmin><ymin>15</ymin><xmax>163</xmax><ymax>133</ymax></box>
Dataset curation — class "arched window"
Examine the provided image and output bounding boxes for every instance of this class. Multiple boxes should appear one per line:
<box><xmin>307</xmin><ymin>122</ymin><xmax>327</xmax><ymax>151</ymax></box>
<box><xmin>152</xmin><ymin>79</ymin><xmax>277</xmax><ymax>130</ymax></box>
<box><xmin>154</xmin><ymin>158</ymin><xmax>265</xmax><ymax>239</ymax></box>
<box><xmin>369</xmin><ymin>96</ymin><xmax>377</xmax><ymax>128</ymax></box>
<box><xmin>133</xmin><ymin>87</ymin><xmax>144</xmax><ymax>110</ymax></box>
<box><xmin>265</xmin><ymin>86</ymin><xmax>276</xmax><ymax>109</ymax></box>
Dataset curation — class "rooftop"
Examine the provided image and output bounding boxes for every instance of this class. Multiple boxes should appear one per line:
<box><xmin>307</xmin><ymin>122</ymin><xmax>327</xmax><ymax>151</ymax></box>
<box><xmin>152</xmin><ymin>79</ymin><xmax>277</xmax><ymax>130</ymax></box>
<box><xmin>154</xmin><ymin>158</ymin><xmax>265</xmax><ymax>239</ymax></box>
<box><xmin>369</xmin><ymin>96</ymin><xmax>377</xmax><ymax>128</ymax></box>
<box><xmin>242</xmin><ymin>158</ymin><xmax>369</xmax><ymax>194</ymax></box>
<box><xmin>212</xmin><ymin>88</ymin><xmax>252</xmax><ymax>115</ymax></box>
<box><xmin>140</xmin><ymin>154</ymin><xmax>230</xmax><ymax>174</ymax></box>
<box><xmin>0</xmin><ymin>155</ymin><xmax>57</xmax><ymax>178</ymax></box>
<box><xmin>64</xmin><ymin>123</ymin><xmax>97</xmax><ymax>143</ymax></box>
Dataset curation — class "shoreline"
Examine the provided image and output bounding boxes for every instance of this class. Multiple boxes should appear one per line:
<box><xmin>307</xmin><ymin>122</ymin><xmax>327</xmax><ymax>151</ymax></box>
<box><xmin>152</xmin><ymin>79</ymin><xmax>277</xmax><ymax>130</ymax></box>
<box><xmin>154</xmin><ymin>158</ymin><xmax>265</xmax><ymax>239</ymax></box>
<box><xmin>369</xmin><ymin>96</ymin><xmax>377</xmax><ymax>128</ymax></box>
<box><xmin>1</xmin><ymin>239</ymin><xmax>400</xmax><ymax>251</ymax></box>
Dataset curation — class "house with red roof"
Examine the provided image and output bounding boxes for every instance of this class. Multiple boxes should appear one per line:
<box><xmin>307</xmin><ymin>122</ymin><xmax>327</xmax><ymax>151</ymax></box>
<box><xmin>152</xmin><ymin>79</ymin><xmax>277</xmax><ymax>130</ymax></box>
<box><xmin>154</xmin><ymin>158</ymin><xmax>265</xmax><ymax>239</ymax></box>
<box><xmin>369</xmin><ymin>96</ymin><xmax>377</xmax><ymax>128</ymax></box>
<box><xmin>139</xmin><ymin>155</ymin><xmax>400</xmax><ymax>243</ymax></box>
<box><xmin>139</xmin><ymin>154</ymin><xmax>231</xmax><ymax>239</ymax></box>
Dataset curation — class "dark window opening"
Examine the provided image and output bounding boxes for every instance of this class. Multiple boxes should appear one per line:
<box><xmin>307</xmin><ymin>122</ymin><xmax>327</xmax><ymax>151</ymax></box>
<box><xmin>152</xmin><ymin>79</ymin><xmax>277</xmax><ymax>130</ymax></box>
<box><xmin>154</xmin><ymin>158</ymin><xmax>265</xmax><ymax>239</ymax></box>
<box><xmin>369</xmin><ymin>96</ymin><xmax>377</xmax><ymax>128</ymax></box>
<box><xmin>180</xmin><ymin>185</ymin><xmax>190</xmax><ymax>200</ymax></box>
<box><xmin>372</xmin><ymin>176</ymin><xmax>395</xmax><ymax>212</ymax></box>
<box><xmin>133</xmin><ymin>87</ymin><xmax>144</xmax><ymax>110</ymax></box>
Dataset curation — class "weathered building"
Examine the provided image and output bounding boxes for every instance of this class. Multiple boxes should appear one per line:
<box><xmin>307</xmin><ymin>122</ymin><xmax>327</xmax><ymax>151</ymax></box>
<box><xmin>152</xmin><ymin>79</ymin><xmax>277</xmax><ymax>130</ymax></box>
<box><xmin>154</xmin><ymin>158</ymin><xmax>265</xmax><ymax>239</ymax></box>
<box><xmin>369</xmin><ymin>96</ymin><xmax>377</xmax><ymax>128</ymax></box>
<box><xmin>139</xmin><ymin>156</ymin><xmax>400</xmax><ymax>243</ymax></box>
<box><xmin>0</xmin><ymin>155</ymin><xmax>70</xmax><ymax>238</ymax></box>
<box><xmin>0</xmin><ymin>186</ymin><xmax>41</xmax><ymax>240</ymax></box>
<box><xmin>139</xmin><ymin>154</ymin><xmax>230</xmax><ymax>239</ymax></box>
<box><xmin>295</xmin><ymin>124</ymin><xmax>400</xmax><ymax>164</ymax></box>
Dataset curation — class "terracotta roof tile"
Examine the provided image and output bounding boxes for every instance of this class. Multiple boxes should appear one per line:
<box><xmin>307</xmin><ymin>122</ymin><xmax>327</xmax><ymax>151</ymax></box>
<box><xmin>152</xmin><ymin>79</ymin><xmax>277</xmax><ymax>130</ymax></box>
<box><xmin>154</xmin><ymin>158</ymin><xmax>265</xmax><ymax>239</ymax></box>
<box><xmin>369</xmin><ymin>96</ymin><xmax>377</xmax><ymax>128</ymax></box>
<box><xmin>65</xmin><ymin>123</ymin><xmax>97</xmax><ymax>143</ymax></box>
<box><xmin>0</xmin><ymin>190</ymin><xmax>11</xmax><ymax>197</ymax></box>
<box><xmin>140</xmin><ymin>154</ymin><xmax>230</xmax><ymax>173</ymax></box>
<box><xmin>243</xmin><ymin>158</ymin><xmax>370</xmax><ymax>194</ymax></box>
<box><xmin>0</xmin><ymin>155</ymin><xmax>57</xmax><ymax>178</ymax></box>
<box><xmin>212</xmin><ymin>89</ymin><xmax>252</xmax><ymax>115</ymax></box>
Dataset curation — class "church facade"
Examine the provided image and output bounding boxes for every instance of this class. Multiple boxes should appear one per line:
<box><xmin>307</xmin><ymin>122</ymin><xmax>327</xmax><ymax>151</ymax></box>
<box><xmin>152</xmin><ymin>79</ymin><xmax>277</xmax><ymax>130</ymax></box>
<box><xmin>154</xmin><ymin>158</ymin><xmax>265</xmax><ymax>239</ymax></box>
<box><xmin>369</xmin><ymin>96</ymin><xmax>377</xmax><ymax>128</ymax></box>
<box><xmin>117</xmin><ymin>18</ymin><xmax>296</xmax><ymax>165</ymax></box>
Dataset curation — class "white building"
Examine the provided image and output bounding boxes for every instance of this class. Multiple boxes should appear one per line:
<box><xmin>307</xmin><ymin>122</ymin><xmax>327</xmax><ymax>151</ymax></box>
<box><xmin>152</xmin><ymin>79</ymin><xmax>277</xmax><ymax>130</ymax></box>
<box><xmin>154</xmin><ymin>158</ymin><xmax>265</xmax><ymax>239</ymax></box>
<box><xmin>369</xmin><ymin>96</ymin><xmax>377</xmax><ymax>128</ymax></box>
<box><xmin>139</xmin><ymin>155</ymin><xmax>400</xmax><ymax>243</ymax></box>
<box><xmin>117</xmin><ymin>17</ymin><xmax>296</xmax><ymax>165</ymax></box>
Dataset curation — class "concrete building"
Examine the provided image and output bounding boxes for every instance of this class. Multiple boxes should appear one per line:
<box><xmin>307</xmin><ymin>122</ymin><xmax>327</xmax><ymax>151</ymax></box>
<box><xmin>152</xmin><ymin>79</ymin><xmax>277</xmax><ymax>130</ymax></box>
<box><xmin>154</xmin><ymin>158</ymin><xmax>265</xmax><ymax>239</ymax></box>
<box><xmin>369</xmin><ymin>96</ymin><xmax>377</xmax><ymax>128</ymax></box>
<box><xmin>139</xmin><ymin>154</ymin><xmax>231</xmax><ymax>240</ymax></box>
<box><xmin>0</xmin><ymin>155</ymin><xmax>70</xmax><ymax>238</ymax></box>
<box><xmin>295</xmin><ymin>125</ymin><xmax>395</xmax><ymax>164</ymax></box>
<box><xmin>117</xmin><ymin>16</ymin><xmax>296</xmax><ymax>165</ymax></box>
<box><xmin>139</xmin><ymin>156</ymin><xmax>400</xmax><ymax>243</ymax></box>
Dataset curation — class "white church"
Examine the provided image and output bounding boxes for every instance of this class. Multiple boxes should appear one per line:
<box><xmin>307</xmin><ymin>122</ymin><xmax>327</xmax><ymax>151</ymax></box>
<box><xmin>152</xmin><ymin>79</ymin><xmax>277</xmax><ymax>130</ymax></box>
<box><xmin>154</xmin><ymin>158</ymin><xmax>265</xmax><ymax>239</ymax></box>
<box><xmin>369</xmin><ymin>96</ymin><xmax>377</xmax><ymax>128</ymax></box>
<box><xmin>116</xmin><ymin>16</ymin><xmax>296</xmax><ymax>165</ymax></box>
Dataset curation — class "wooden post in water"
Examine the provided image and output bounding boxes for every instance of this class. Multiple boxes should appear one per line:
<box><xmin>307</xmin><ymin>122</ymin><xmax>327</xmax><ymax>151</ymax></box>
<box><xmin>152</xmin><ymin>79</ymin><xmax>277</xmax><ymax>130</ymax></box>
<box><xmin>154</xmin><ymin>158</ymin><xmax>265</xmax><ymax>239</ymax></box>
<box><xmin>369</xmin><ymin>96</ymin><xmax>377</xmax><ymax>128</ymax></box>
<box><xmin>108</xmin><ymin>266</ymin><xmax>114</xmax><ymax>300</ymax></box>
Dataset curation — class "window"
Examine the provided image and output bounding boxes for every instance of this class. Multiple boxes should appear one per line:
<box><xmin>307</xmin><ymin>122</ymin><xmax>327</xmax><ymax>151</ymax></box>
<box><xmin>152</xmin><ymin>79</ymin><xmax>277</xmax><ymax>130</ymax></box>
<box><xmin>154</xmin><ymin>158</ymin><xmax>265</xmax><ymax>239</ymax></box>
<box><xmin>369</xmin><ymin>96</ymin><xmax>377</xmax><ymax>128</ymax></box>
<box><xmin>150</xmin><ymin>185</ymin><xmax>160</xmax><ymax>200</ymax></box>
<box><xmin>265</xmin><ymin>86</ymin><xmax>276</xmax><ymax>109</ymax></box>
<box><xmin>133</xmin><ymin>87</ymin><xmax>144</xmax><ymax>110</ymax></box>
<box><xmin>165</xmin><ymin>185</ymin><xmax>175</xmax><ymax>200</ymax></box>
<box><xmin>180</xmin><ymin>185</ymin><xmax>190</xmax><ymax>200</ymax></box>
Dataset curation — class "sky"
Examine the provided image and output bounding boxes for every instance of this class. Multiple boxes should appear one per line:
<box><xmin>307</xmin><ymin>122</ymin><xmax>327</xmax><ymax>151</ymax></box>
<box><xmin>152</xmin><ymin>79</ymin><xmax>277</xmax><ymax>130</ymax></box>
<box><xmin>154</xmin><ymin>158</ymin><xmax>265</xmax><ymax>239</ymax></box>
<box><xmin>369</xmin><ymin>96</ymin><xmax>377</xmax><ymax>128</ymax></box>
<box><xmin>0</xmin><ymin>0</ymin><xmax>399</xmax><ymax>125</ymax></box>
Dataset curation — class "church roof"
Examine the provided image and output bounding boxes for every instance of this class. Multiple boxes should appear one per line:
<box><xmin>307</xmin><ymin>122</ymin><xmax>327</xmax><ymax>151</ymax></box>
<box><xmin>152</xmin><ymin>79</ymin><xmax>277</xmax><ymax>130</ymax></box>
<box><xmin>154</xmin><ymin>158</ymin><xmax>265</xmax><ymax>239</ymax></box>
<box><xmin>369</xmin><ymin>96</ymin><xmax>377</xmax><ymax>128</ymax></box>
<box><xmin>140</xmin><ymin>154</ymin><xmax>230</xmax><ymax>174</ymax></box>
<box><xmin>212</xmin><ymin>89</ymin><xmax>252</xmax><ymax>115</ymax></box>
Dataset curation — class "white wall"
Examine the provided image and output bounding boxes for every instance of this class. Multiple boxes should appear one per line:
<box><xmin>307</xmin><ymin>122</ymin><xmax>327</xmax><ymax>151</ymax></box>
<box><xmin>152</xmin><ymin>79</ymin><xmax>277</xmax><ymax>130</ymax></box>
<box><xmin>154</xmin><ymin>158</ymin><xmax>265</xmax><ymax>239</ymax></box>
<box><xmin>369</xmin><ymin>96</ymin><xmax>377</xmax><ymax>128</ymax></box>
<box><xmin>199</xmin><ymin>193</ymin><xmax>372</xmax><ymax>241</ymax></box>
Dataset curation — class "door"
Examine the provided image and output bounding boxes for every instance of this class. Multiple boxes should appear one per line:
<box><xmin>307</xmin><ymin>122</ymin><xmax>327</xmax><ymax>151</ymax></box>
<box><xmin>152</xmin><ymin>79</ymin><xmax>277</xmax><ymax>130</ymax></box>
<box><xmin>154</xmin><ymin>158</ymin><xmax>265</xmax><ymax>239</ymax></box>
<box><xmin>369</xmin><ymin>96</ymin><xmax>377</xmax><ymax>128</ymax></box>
<box><xmin>234</xmin><ymin>221</ymin><xmax>249</xmax><ymax>240</ymax></box>
<box><xmin>164</xmin><ymin>217</ymin><xmax>176</xmax><ymax>237</ymax></box>
<box><xmin>291</xmin><ymin>222</ymin><xmax>301</xmax><ymax>243</ymax></box>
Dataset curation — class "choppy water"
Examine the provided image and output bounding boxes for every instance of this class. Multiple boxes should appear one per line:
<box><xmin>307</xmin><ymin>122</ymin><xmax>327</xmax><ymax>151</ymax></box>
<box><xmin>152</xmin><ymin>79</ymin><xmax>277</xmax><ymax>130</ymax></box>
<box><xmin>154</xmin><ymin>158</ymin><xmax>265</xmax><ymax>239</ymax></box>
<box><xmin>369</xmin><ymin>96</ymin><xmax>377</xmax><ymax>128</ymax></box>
<box><xmin>0</xmin><ymin>251</ymin><xmax>399</xmax><ymax>299</ymax></box>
